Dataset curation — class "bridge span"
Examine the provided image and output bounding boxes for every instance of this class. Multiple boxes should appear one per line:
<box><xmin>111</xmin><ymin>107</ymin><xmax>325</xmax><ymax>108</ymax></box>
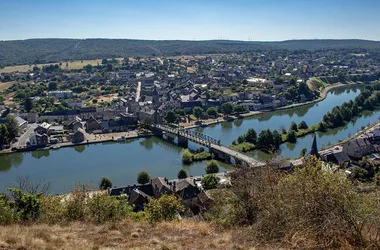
<box><xmin>153</xmin><ymin>124</ymin><xmax>266</xmax><ymax>168</ymax></box>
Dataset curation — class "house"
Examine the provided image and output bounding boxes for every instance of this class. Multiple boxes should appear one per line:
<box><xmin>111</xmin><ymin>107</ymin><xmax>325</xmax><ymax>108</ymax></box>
<box><xmin>48</xmin><ymin>90</ymin><xmax>73</xmax><ymax>99</ymax></box>
<box><xmin>174</xmin><ymin>178</ymin><xmax>200</xmax><ymax>200</ymax></box>
<box><xmin>71</xmin><ymin>128</ymin><xmax>86</xmax><ymax>143</ymax></box>
<box><xmin>29</xmin><ymin>133</ymin><xmax>49</xmax><ymax>147</ymax></box>
<box><xmin>86</xmin><ymin>116</ymin><xmax>102</xmax><ymax>132</ymax></box>
<box><xmin>343</xmin><ymin>138</ymin><xmax>374</xmax><ymax>159</ymax></box>
<box><xmin>35</xmin><ymin>122</ymin><xmax>51</xmax><ymax>135</ymax></box>
<box><xmin>14</xmin><ymin>116</ymin><xmax>27</xmax><ymax>130</ymax></box>
<box><xmin>48</xmin><ymin>125</ymin><xmax>64</xmax><ymax>135</ymax></box>
<box><xmin>322</xmin><ymin>150</ymin><xmax>351</xmax><ymax>166</ymax></box>
<box><xmin>66</xmin><ymin>116</ymin><xmax>85</xmax><ymax>131</ymax></box>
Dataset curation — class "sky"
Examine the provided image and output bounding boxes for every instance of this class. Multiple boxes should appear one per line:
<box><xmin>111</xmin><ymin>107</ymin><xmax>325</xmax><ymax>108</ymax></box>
<box><xmin>1</xmin><ymin>0</ymin><xmax>380</xmax><ymax>41</ymax></box>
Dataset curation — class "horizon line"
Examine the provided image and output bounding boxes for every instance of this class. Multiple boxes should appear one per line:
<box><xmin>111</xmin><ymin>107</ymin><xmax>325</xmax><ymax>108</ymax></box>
<box><xmin>1</xmin><ymin>37</ymin><xmax>380</xmax><ymax>42</ymax></box>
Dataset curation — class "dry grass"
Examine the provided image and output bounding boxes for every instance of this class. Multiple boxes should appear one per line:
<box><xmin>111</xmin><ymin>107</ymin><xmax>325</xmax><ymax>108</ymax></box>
<box><xmin>0</xmin><ymin>81</ymin><xmax>14</xmax><ymax>91</ymax></box>
<box><xmin>0</xmin><ymin>219</ymin><xmax>260</xmax><ymax>250</ymax></box>
<box><xmin>0</xmin><ymin>58</ymin><xmax>127</xmax><ymax>73</ymax></box>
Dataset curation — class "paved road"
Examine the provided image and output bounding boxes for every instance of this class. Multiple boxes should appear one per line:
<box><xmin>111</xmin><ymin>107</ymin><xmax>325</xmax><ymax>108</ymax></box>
<box><xmin>15</xmin><ymin>123</ymin><xmax>37</xmax><ymax>148</ymax></box>
<box><xmin>136</xmin><ymin>81</ymin><xmax>141</xmax><ymax>102</ymax></box>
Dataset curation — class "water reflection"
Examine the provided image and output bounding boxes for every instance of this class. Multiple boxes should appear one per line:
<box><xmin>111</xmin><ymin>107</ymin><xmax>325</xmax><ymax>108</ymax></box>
<box><xmin>31</xmin><ymin>150</ymin><xmax>50</xmax><ymax>159</ymax></box>
<box><xmin>74</xmin><ymin>145</ymin><xmax>86</xmax><ymax>153</ymax></box>
<box><xmin>0</xmin><ymin>153</ymin><xmax>23</xmax><ymax>172</ymax></box>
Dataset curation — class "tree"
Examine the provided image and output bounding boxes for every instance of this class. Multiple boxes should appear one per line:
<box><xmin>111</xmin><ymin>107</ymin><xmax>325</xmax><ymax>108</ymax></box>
<box><xmin>205</xmin><ymin>160</ymin><xmax>219</xmax><ymax>174</ymax></box>
<box><xmin>245</xmin><ymin>128</ymin><xmax>257</xmax><ymax>144</ymax></box>
<box><xmin>5</xmin><ymin>115</ymin><xmax>19</xmax><ymax>141</ymax></box>
<box><xmin>0</xmin><ymin>124</ymin><xmax>9</xmax><ymax>147</ymax></box>
<box><xmin>290</xmin><ymin>121</ymin><xmax>298</xmax><ymax>131</ymax></box>
<box><xmin>137</xmin><ymin>171</ymin><xmax>150</xmax><ymax>184</ymax></box>
<box><xmin>193</xmin><ymin>107</ymin><xmax>203</xmax><ymax>120</ymax></box>
<box><xmin>272</xmin><ymin>130</ymin><xmax>282</xmax><ymax>149</ymax></box>
<box><xmin>84</xmin><ymin>64</ymin><xmax>93</xmax><ymax>73</ymax></box>
<box><xmin>101</xmin><ymin>59</ymin><xmax>108</xmax><ymax>64</ymax></box>
<box><xmin>48</xmin><ymin>81</ymin><xmax>57</xmax><ymax>91</ymax></box>
<box><xmin>12</xmin><ymin>176</ymin><xmax>51</xmax><ymax>195</ymax></box>
<box><xmin>298</xmin><ymin>121</ymin><xmax>308</xmax><ymax>130</ymax></box>
<box><xmin>287</xmin><ymin>130</ymin><xmax>297</xmax><ymax>143</ymax></box>
<box><xmin>164</xmin><ymin>110</ymin><xmax>177</xmax><ymax>124</ymax></box>
<box><xmin>234</xmin><ymin>104</ymin><xmax>248</xmax><ymax>115</ymax></box>
<box><xmin>99</xmin><ymin>177</ymin><xmax>112</xmax><ymax>190</ymax></box>
<box><xmin>139</xmin><ymin>117</ymin><xmax>152</xmax><ymax>129</ymax></box>
<box><xmin>201</xmin><ymin>175</ymin><xmax>218</xmax><ymax>190</ymax></box>
<box><xmin>221</xmin><ymin>103</ymin><xmax>233</xmax><ymax>116</ymax></box>
<box><xmin>206</xmin><ymin>107</ymin><xmax>218</xmax><ymax>118</ymax></box>
<box><xmin>300</xmin><ymin>148</ymin><xmax>307</xmax><ymax>157</ymax></box>
<box><xmin>177</xmin><ymin>169</ymin><xmax>188</xmax><ymax>179</ymax></box>
<box><xmin>7</xmin><ymin>187</ymin><xmax>41</xmax><ymax>221</ymax></box>
<box><xmin>146</xmin><ymin>194</ymin><xmax>185</xmax><ymax>223</ymax></box>
<box><xmin>106</xmin><ymin>63</ymin><xmax>113</xmax><ymax>72</ymax></box>
<box><xmin>24</xmin><ymin>97</ymin><xmax>34</xmax><ymax>112</ymax></box>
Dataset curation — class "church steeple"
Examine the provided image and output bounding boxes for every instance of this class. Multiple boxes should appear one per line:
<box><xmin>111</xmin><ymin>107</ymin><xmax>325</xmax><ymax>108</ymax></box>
<box><xmin>308</xmin><ymin>134</ymin><xmax>321</xmax><ymax>158</ymax></box>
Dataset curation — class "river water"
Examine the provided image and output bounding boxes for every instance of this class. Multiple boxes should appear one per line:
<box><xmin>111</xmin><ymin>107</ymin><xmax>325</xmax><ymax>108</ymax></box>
<box><xmin>1</xmin><ymin>85</ymin><xmax>379</xmax><ymax>194</ymax></box>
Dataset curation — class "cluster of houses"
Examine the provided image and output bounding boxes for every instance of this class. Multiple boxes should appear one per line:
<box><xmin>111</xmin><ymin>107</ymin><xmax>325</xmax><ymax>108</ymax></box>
<box><xmin>315</xmin><ymin>124</ymin><xmax>380</xmax><ymax>167</ymax></box>
<box><xmin>110</xmin><ymin>177</ymin><xmax>212</xmax><ymax>213</ymax></box>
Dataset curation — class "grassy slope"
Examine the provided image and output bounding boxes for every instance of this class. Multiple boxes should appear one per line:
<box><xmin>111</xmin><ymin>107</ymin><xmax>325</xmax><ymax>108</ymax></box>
<box><xmin>0</xmin><ymin>219</ymin><xmax>258</xmax><ymax>250</ymax></box>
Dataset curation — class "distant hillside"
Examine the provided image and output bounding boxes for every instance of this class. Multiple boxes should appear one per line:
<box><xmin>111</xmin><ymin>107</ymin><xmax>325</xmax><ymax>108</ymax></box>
<box><xmin>1</xmin><ymin>38</ymin><xmax>380</xmax><ymax>66</ymax></box>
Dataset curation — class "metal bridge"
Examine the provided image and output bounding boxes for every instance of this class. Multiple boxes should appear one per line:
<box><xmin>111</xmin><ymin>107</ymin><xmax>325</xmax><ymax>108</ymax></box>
<box><xmin>153</xmin><ymin>124</ymin><xmax>266</xmax><ymax>167</ymax></box>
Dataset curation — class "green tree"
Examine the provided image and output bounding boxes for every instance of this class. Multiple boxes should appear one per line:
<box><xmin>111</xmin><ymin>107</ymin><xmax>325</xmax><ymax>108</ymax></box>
<box><xmin>0</xmin><ymin>124</ymin><xmax>9</xmax><ymax>147</ymax></box>
<box><xmin>221</xmin><ymin>103</ymin><xmax>234</xmax><ymax>116</ymax></box>
<box><xmin>244</xmin><ymin>128</ymin><xmax>257</xmax><ymax>144</ymax></box>
<box><xmin>206</xmin><ymin>107</ymin><xmax>218</xmax><ymax>118</ymax></box>
<box><xmin>272</xmin><ymin>130</ymin><xmax>282</xmax><ymax>149</ymax></box>
<box><xmin>287</xmin><ymin>130</ymin><xmax>297</xmax><ymax>143</ymax></box>
<box><xmin>300</xmin><ymin>148</ymin><xmax>307</xmax><ymax>157</ymax></box>
<box><xmin>205</xmin><ymin>160</ymin><xmax>219</xmax><ymax>174</ymax></box>
<box><xmin>137</xmin><ymin>171</ymin><xmax>151</xmax><ymax>184</ymax></box>
<box><xmin>177</xmin><ymin>169</ymin><xmax>188</xmax><ymax>179</ymax></box>
<box><xmin>233</xmin><ymin>104</ymin><xmax>248</xmax><ymax>115</ymax></box>
<box><xmin>5</xmin><ymin>115</ymin><xmax>19</xmax><ymax>141</ymax></box>
<box><xmin>201</xmin><ymin>175</ymin><xmax>218</xmax><ymax>190</ymax></box>
<box><xmin>193</xmin><ymin>106</ymin><xmax>203</xmax><ymax>120</ymax></box>
<box><xmin>84</xmin><ymin>64</ymin><xmax>93</xmax><ymax>73</ymax></box>
<box><xmin>181</xmin><ymin>149</ymin><xmax>193</xmax><ymax>164</ymax></box>
<box><xmin>290</xmin><ymin>121</ymin><xmax>298</xmax><ymax>131</ymax></box>
<box><xmin>99</xmin><ymin>177</ymin><xmax>113</xmax><ymax>190</ymax></box>
<box><xmin>24</xmin><ymin>97</ymin><xmax>34</xmax><ymax>112</ymax></box>
<box><xmin>298</xmin><ymin>121</ymin><xmax>308</xmax><ymax>130</ymax></box>
<box><xmin>146</xmin><ymin>194</ymin><xmax>184</xmax><ymax>223</ymax></box>
<box><xmin>164</xmin><ymin>110</ymin><xmax>177</xmax><ymax>124</ymax></box>
<box><xmin>48</xmin><ymin>81</ymin><xmax>57</xmax><ymax>91</ymax></box>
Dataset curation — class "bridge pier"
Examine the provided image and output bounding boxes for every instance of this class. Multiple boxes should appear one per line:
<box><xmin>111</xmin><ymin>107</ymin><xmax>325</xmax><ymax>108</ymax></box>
<box><xmin>177</xmin><ymin>136</ymin><xmax>189</xmax><ymax>148</ymax></box>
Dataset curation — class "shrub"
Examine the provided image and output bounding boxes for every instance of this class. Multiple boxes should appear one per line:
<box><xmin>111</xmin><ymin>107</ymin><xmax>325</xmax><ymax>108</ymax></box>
<box><xmin>137</xmin><ymin>171</ymin><xmax>151</xmax><ymax>184</ymax></box>
<box><xmin>0</xmin><ymin>198</ymin><xmax>17</xmax><ymax>225</ymax></box>
<box><xmin>39</xmin><ymin>195</ymin><xmax>66</xmax><ymax>224</ymax></box>
<box><xmin>146</xmin><ymin>194</ymin><xmax>184</xmax><ymax>223</ymax></box>
<box><xmin>181</xmin><ymin>149</ymin><xmax>193</xmax><ymax>164</ymax></box>
<box><xmin>205</xmin><ymin>160</ymin><xmax>219</xmax><ymax>174</ymax></box>
<box><xmin>287</xmin><ymin>130</ymin><xmax>297</xmax><ymax>143</ymax></box>
<box><xmin>64</xmin><ymin>184</ymin><xmax>89</xmax><ymax>221</ymax></box>
<box><xmin>86</xmin><ymin>193</ymin><xmax>132</xmax><ymax>223</ymax></box>
<box><xmin>201</xmin><ymin>175</ymin><xmax>218</xmax><ymax>190</ymax></box>
<box><xmin>7</xmin><ymin>188</ymin><xmax>41</xmax><ymax>221</ymax></box>
<box><xmin>177</xmin><ymin>169</ymin><xmax>188</xmax><ymax>179</ymax></box>
<box><xmin>99</xmin><ymin>177</ymin><xmax>113</xmax><ymax>190</ymax></box>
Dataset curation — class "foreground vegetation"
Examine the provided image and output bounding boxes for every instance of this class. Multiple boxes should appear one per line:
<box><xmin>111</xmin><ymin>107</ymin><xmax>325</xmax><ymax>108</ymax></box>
<box><xmin>0</xmin><ymin>157</ymin><xmax>379</xmax><ymax>249</ymax></box>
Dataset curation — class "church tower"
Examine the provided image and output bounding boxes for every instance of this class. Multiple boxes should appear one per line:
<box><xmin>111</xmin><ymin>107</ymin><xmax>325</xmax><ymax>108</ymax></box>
<box><xmin>307</xmin><ymin>134</ymin><xmax>321</xmax><ymax>158</ymax></box>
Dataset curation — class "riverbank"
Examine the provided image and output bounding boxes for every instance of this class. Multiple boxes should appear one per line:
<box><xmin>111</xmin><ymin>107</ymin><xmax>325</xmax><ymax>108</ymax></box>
<box><xmin>0</xmin><ymin>131</ymin><xmax>153</xmax><ymax>156</ymax></box>
<box><xmin>180</xmin><ymin>82</ymin><xmax>356</xmax><ymax>129</ymax></box>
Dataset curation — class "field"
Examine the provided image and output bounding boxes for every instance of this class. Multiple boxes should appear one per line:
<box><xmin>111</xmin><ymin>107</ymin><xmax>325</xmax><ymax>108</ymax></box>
<box><xmin>0</xmin><ymin>220</ymin><xmax>249</xmax><ymax>250</ymax></box>
<box><xmin>0</xmin><ymin>81</ymin><xmax>14</xmax><ymax>91</ymax></box>
<box><xmin>0</xmin><ymin>58</ymin><xmax>126</xmax><ymax>73</ymax></box>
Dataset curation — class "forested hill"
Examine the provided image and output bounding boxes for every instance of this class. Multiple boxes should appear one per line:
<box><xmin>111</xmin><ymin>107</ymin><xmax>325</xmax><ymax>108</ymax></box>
<box><xmin>1</xmin><ymin>38</ymin><xmax>380</xmax><ymax>66</ymax></box>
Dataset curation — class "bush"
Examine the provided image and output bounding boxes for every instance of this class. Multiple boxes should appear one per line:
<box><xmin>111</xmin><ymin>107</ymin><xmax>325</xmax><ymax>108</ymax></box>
<box><xmin>298</xmin><ymin>120</ymin><xmax>308</xmax><ymax>130</ymax></box>
<box><xmin>86</xmin><ymin>193</ymin><xmax>132</xmax><ymax>223</ymax></box>
<box><xmin>0</xmin><ymin>198</ymin><xmax>17</xmax><ymax>225</ymax></box>
<box><xmin>137</xmin><ymin>171</ymin><xmax>151</xmax><ymax>184</ymax></box>
<box><xmin>146</xmin><ymin>194</ymin><xmax>184</xmax><ymax>223</ymax></box>
<box><xmin>287</xmin><ymin>130</ymin><xmax>297</xmax><ymax>143</ymax></box>
<box><xmin>7</xmin><ymin>187</ymin><xmax>41</xmax><ymax>221</ymax></box>
<box><xmin>39</xmin><ymin>195</ymin><xmax>66</xmax><ymax>224</ymax></box>
<box><xmin>64</xmin><ymin>184</ymin><xmax>89</xmax><ymax>221</ymax></box>
<box><xmin>99</xmin><ymin>177</ymin><xmax>113</xmax><ymax>190</ymax></box>
<box><xmin>177</xmin><ymin>169</ymin><xmax>188</xmax><ymax>179</ymax></box>
<box><xmin>181</xmin><ymin>149</ymin><xmax>193</xmax><ymax>164</ymax></box>
<box><xmin>205</xmin><ymin>160</ymin><xmax>219</xmax><ymax>174</ymax></box>
<box><xmin>201</xmin><ymin>175</ymin><xmax>218</xmax><ymax>190</ymax></box>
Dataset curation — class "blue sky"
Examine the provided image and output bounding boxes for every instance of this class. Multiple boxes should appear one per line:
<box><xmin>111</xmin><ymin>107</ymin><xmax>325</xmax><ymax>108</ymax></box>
<box><xmin>1</xmin><ymin>0</ymin><xmax>379</xmax><ymax>41</ymax></box>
